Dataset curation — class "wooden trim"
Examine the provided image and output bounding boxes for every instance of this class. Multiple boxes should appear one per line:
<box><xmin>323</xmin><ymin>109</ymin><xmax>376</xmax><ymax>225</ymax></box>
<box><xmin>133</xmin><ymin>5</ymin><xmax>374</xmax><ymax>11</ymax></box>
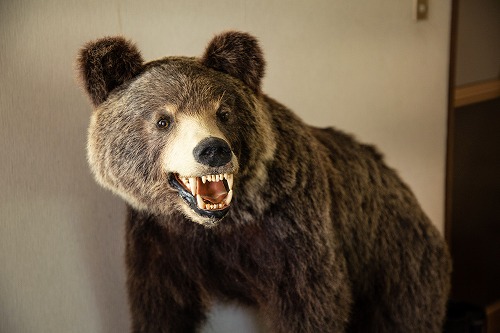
<box><xmin>454</xmin><ymin>79</ymin><xmax>500</xmax><ymax>108</ymax></box>
<box><xmin>445</xmin><ymin>0</ymin><xmax>459</xmax><ymax>247</ymax></box>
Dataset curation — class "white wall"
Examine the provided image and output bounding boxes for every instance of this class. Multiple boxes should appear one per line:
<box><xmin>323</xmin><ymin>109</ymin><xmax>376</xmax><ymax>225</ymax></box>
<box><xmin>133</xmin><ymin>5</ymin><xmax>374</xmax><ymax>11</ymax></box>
<box><xmin>0</xmin><ymin>1</ymin><xmax>451</xmax><ymax>332</ymax></box>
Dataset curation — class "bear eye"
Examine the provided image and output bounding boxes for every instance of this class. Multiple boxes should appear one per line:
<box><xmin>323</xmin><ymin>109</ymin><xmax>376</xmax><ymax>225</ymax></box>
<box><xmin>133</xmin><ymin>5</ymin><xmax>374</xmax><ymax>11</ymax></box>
<box><xmin>156</xmin><ymin>117</ymin><xmax>171</xmax><ymax>130</ymax></box>
<box><xmin>217</xmin><ymin>108</ymin><xmax>230</xmax><ymax>123</ymax></box>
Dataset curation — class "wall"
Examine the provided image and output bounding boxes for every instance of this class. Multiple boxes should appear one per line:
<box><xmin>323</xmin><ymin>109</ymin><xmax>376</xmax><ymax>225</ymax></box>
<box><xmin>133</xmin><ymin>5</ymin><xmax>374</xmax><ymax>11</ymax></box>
<box><xmin>0</xmin><ymin>1</ymin><xmax>452</xmax><ymax>332</ymax></box>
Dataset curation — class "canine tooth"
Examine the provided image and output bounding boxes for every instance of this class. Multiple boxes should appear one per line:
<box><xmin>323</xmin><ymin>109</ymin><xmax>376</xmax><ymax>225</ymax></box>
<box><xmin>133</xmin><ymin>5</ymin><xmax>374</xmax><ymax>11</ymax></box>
<box><xmin>188</xmin><ymin>177</ymin><xmax>197</xmax><ymax>195</ymax></box>
<box><xmin>196</xmin><ymin>194</ymin><xmax>205</xmax><ymax>209</ymax></box>
<box><xmin>201</xmin><ymin>176</ymin><xmax>207</xmax><ymax>184</ymax></box>
<box><xmin>226</xmin><ymin>174</ymin><xmax>233</xmax><ymax>190</ymax></box>
<box><xmin>225</xmin><ymin>190</ymin><xmax>233</xmax><ymax>206</ymax></box>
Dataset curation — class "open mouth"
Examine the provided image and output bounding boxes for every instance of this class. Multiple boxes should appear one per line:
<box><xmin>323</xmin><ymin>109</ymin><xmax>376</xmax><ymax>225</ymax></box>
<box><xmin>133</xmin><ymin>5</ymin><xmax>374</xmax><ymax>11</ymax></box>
<box><xmin>168</xmin><ymin>173</ymin><xmax>234</xmax><ymax>220</ymax></box>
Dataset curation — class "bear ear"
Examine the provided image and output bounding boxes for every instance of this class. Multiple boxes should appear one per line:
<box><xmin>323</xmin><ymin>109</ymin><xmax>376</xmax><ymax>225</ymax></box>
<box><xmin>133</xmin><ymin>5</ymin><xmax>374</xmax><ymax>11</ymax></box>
<box><xmin>77</xmin><ymin>36</ymin><xmax>144</xmax><ymax>106</ymax></box>
<box><xmin>201</xmin><ymin>31</ymin><xmax>265</xmax><ymax>93</ymax></box>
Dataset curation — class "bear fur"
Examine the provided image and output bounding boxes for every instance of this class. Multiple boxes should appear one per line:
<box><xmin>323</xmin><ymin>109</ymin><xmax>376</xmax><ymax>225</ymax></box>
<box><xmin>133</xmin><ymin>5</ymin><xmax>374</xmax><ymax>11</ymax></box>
<box><xmin>77</xmin><ymin>31</ymin><xmax>451</xmax><ymax>332</ymax></box>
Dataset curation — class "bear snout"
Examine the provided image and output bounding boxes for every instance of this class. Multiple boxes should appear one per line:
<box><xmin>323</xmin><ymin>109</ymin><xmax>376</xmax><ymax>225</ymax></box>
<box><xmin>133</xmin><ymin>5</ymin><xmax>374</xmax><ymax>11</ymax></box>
<box><xmin>193</xmin><ymin>137</ymin><xmax>232</xmax><ymax>167</ymax></box>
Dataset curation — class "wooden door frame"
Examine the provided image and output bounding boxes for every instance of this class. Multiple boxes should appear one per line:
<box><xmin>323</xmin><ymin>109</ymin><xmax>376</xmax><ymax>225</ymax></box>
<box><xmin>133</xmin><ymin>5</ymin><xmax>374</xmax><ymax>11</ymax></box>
<box><xmin>445</xmin><ymin>0</ymin><xmax>459</xmax><ymax>247</ymax></box>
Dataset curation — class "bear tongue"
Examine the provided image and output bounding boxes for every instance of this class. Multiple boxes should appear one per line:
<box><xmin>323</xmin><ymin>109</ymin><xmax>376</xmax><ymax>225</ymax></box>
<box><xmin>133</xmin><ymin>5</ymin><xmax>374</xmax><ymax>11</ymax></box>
<box><xmin>197</xmin><ymin>179</ymin><xmax>228</xmax><ymax>204</ymax></box>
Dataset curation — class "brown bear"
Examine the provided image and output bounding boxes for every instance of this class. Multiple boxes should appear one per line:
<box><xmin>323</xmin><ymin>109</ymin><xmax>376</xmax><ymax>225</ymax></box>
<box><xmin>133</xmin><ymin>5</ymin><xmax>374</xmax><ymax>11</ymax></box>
<box><xmin>77</xmin><ymin>31</ymin><xmax>451</xmax><ymax>332</ymax></box>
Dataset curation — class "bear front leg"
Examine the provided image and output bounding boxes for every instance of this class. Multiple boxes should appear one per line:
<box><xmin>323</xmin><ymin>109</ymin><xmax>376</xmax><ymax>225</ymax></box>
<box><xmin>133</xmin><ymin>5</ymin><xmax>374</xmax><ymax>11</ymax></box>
<box><xmin>127</xmin><ymin>273</ymin><xmax>207</xmax><ymax>333</ymax></box>
<box><xmin>125</xmin><ymin>209</ymin><xmax>208</xmax><ymax>333</ymax></box>
<box><xmin>262</xmin><ymin>252</ymin><xmax>352</xmax><ymax>333</ymax></box>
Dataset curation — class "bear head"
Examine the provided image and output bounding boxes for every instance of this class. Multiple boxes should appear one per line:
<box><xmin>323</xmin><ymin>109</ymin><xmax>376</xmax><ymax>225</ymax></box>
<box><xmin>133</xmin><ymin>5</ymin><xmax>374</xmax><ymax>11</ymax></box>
<box><xmin>77</xmin><ymin>32</ymin><xmax>276</xmax><ymax>226</ymax></box>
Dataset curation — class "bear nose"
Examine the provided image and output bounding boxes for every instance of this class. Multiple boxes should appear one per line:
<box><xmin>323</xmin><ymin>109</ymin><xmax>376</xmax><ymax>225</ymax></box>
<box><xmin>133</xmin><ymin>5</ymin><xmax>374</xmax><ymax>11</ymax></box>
<box><xmin>193</xmin><ymin>137</ymin><xmax>232</xmax><ymax>167</ymax></box>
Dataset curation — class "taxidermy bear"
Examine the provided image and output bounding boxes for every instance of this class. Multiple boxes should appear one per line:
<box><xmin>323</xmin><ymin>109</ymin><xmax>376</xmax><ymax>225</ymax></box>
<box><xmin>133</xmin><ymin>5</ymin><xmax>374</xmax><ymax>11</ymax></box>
<box><xmin>77</xmin><ymin>31</ymin><xmax>451</xmax><ymax>332</ymax></box>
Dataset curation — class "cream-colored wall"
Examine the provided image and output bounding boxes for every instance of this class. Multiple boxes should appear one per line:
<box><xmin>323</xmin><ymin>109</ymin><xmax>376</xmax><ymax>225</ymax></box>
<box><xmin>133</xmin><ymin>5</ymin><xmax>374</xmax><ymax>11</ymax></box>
<box><xmin>0</xmin><ymin>1</ymin><xmax>451</xmax><ymax>332</ymax></box>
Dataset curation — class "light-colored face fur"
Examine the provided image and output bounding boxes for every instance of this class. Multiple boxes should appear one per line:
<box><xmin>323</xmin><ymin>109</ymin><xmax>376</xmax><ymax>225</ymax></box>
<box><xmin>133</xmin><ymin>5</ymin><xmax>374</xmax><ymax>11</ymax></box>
<box><xmin>162</xmin><ymin>107</ymin><xmax>238</xmax><ymax>177</ymax></box>
<box><xmin>86</xmin><ymin>60</ymin><xmax>275</xmax><ymax>226</ymax></box>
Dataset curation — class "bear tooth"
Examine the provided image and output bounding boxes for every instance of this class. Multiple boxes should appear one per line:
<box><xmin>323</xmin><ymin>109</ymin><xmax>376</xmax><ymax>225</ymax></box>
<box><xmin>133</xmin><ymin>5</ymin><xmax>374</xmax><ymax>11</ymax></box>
<box><xmin>225</xmin><ymin>190</ymin><xmax>233</xmax><ymax>206</ymax></box>
<box><xmin>196</xmin><ymin>194</ymin><xmax>205</xmax><ymax>209</ymax></box>
<box><xmin>202</xmin><ymin>176</ymin><xmax>207</xmax><ymax>184</ymax></box>
<box><xmin>188</xmin><ymin>177</ymin><xmax>197</xmax><ymax>195</ymax></box>
<box><xmin>226</xmin><ymin>174</ymin><xmax>233</xmax><ymax>190</ymax></box>
<box><xmin>223</xmin><ymin>173</ymin><xmax>228</xmax><ymax>180</ymax></box>
<box><xmin>215</xmin><ymin>174</ymin><xmax>220</xmax><ymax>182</ymax></box>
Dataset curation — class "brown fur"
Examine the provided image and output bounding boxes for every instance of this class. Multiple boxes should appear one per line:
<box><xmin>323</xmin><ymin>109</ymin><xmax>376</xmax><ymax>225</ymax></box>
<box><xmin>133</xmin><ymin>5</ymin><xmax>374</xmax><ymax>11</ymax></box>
<box><xmin>77</xmin><ymin>31</ymin><xmax>451</xmax><ymax>332</ymax></box>
<box><xmin>201</xmin><ymin>31</ymin><xmax>265</xmax><ymax>93</ymax></box>
<box><xmin>78</xmin><ymin>36</ymin><xmax>143</xmax><ymax>106</ymax></box>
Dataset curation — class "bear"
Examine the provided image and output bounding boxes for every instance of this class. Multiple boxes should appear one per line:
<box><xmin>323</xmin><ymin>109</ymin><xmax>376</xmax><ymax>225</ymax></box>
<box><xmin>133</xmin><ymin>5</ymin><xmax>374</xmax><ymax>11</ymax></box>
<box><xmin>77</xmin><ymin>31</ymin><xmax>451</xmax><ymax>333</ymax></box>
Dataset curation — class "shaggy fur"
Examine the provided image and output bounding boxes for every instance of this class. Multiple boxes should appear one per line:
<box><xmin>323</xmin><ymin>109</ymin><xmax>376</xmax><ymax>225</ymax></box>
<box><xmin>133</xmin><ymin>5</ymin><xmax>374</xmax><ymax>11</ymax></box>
<box><xmin>201</xmin><ymin>31</ymin><xmax>265</xmax><ymax>93</ymax></box>
<box><xmin>78</xmin><ymin>36</ymin><xmax>143</xmax><ymax>106</ymax></box>
<box><xmin>77</xmin><ymin>31</ymin><xmax>451</xmax><ymax>333</ymax></box>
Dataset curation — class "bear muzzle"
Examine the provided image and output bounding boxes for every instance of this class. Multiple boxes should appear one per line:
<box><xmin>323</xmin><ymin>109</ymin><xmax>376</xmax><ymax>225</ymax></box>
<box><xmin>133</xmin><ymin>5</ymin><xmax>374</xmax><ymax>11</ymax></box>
<box><xmin>166</xmin><ymin>133</ymin><xmax>237</xmax><ymax>222</ymax></box>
